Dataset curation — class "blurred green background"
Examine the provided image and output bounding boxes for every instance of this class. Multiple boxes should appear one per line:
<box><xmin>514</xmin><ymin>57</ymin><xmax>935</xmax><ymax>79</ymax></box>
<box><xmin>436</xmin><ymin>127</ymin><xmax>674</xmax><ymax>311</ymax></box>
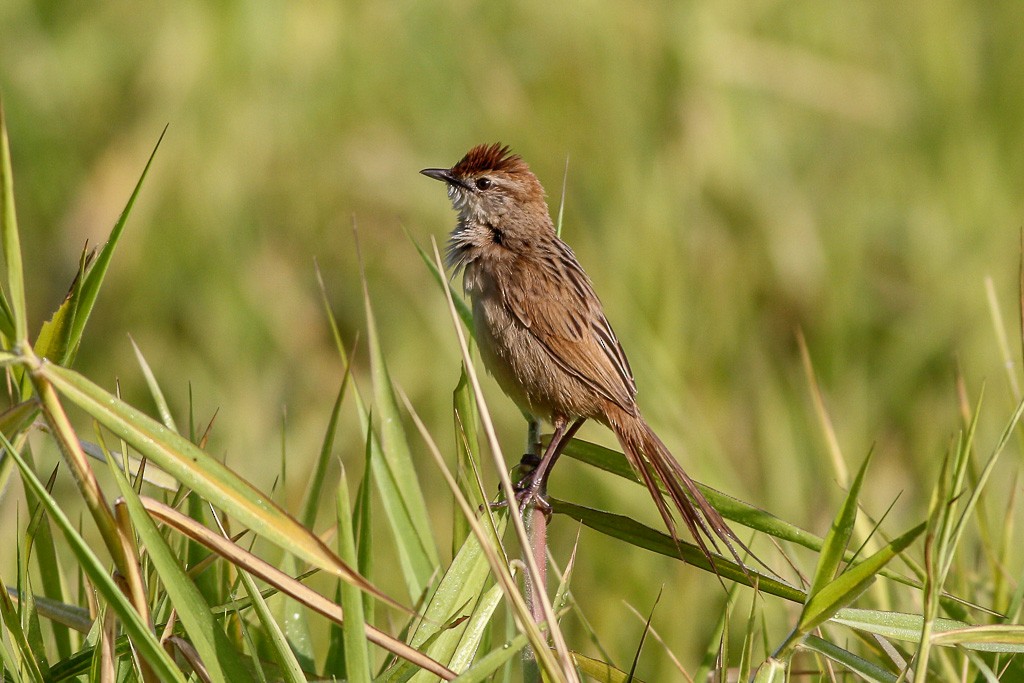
<box><xmin>3</xmin><ymin>0</ymin><xmax>1024</xmax><ymax>676</ymax></box>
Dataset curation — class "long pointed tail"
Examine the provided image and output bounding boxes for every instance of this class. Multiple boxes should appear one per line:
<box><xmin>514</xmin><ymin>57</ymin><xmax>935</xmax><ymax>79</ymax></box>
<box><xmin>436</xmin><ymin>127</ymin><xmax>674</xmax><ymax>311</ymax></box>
<box><xmin>610</xmin><ymin>411</ymin><xmax>747</xmax><ymax>570</ymax></box>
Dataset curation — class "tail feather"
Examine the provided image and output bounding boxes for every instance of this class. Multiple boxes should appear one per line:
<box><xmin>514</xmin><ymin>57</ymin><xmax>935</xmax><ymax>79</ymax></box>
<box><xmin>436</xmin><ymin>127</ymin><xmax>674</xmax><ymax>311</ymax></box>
<box><xmin>611</xmin><ymin>413</ymin><xmax>748</xmax><ymax>572</ymax></box>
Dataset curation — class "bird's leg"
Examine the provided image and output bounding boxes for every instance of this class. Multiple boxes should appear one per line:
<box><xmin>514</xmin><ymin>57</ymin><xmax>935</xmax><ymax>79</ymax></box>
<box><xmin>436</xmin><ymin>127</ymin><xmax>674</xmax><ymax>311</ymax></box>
<box><xmin>514</xmin><ymin>416</ymin><xmax>586</xmax><ymax>515</ymax></box>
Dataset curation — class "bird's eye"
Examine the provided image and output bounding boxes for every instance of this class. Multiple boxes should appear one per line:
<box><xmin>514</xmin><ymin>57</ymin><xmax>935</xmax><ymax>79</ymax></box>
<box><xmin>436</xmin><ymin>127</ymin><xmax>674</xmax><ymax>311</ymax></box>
<box><xmin>475</xmin><ymin>177</ymin><xmax>492</xmax><ymax>190</ymax></box>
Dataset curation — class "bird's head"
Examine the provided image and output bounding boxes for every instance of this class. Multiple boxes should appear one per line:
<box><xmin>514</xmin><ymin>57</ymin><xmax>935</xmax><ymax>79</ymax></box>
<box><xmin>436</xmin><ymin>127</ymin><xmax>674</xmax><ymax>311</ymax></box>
<box><xmin>421</xmin><ymin>143</ymin><xmax>547</xmax><ymax>225</ymax></box>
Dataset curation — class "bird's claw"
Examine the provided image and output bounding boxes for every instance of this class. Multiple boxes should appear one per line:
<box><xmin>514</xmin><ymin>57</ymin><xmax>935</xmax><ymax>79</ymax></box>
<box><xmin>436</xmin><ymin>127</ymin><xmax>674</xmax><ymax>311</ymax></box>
<box><xmin>484</xmin><ymin>453</ymin><xmax>553</xmax><ymax>520</ymax></box>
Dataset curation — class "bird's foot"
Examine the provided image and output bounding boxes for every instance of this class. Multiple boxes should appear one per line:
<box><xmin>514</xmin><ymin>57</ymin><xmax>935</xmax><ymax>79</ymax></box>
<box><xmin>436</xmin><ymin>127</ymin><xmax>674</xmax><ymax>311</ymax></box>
<box><xmin>485</xmin><ymin>453</ymin><xmax>552</xmax><ymax>519</ymax></box>
<box><xmin>512</xmin><ymin>453</ymin><xmax>552</xmax><ymax>518</ymax></box>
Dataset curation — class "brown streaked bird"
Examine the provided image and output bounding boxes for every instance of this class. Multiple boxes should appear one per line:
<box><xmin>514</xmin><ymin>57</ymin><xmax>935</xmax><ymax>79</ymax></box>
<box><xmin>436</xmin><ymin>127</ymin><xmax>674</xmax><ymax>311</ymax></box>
<box><xmin>421</xmin><ymin>143</ymin><xmax>744</xmax><ymax>566</ymax></box>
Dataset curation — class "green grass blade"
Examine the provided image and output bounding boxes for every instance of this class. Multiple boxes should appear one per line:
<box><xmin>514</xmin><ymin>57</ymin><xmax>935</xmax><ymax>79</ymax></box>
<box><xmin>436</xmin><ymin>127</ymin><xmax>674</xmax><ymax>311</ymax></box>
<box><xmin>801</xmin><ymin>634</ymin><xmax>897</xmax><ymax>683</ymax></box>
<box><xmin>942</xmin><ymin>397</ymin><xmax>1024</xmax><ymax>581</ymax></box>
<box><xmin>0</xmin><ymin>633</ymin><xmax>22</xmax><ymax>682</ymax></box>
<box><xmin>407</xmin><ymin>514</ymin><xmax>508</xmax><ymax>682</ymax></box>
<box><xmin>752</xmin><ymin>657</ymin><xmax>786</xmax><ymax>683</ymax></box>
<box><xmin>833</xmin><ymin>608</ymin><xmax>1024</xmax><ymax>653</ymax></box>
<box><xmin>0</xmin><ymin>573</ymin><xmax>47</xmax><ymax>681</ymax></box>
<box><xmin>0</xmin><ymin>101</ymin><xmax>27</xmax><ymax>345</ymax></box>
<box><xmin>452</xmin><ymin>365</ymin><xmax>484</xmax><ymax>555</ymax></box>
<box><xmin>448</xmin><ymin>632</ymin><xmax>530</xmax><ymax>683</ymax></box>
<box><xmin>562</xmin><ymin>438</ymin><xmax>824</xmax><ymax>550</ymax></box>
<box><xmin>808</xmin><ymin>449</ymin><xmax>875</xmax><ymax>600</ymax></box>
<box><xmin>833</xmin><ymin>607</ymin><xmax>966</xmax><ymax>643</ymax></box>
<box><xmin>360</xmin><ymin>406</ymin><xmax>433</xmax><ymax>603</ymax></box>
<box><xmin>235</xmin><ymin>562</ymin><xmax>306</xmax><ymax>683</ymax></box>
<box><xmin>5</xmin><ymin>437</ymin><xmax>186</xmax><ymax>682</ymax></box>
<box><xmin>737</xmin><ymin>586</ymin><xmax>758</xmax><ymax>683</ymax></box>
<box><xmin>130</xmin><ymin>337</ymin><xmax>179</xmax><ymax>431</ymax></box>
<box><xmin>356</xmin><ymin>430</ymin><xmax>376</xmax><ymax>621</ymax></box>
<box><xmin>279</xmin><ymin>374</ymin><xmax>353</xmax><ymax>676</ymax></box>
<box><xmin>695</xmin><ymin>585</ymin><xmax>738</xmax><ymax>683</ymax></box>
<box><xmin>796</xmin><ymin>522</ymin><xmax>926</xmax><ymax>637</ymax></box>
<box><xmin>929</xmin><ymin>624</ymin><xmax>1024</xmax><ymax>652</ymax></box>
<box><xmin>139</xmin><ymin>497</ymin><xmax>455</xmax><ymax>680</ymax></box>
<box><xmin>551</xmin><ymin>498</ymin><xmax>805</xmax><ymax>602</ymax></box>
<box><xmin>445</xmin><ymin>581</ymin><xmax>505</xmax><ymax>675</ymax></box>
<box><xmin>4</xmin><ymin>588</ymin><xmax>92</xmax><ymax>634</ymax></box>
<box><xmin>409</xmin><ymin>234</ymin><xmax>473</xmax><ymax>331</ymax></box>
<box><xmin>362</xmin><ymin>275</ymin><xmax>439</xmax><ymax>596</ymax></box>
<box><xmin>65</xmin><ymin>127</ymin><xmax>167</xmax><ymax>362</ymax></box>
<box><xmin>108</xmin><ymin>458</ymin><xmax>251</xmax><ymax>682</ymax></box>
<box><xmin>33</xmin><ymin>246</ymin><xmax>91</xmax><ymax>364</ymax></box>
<box><xmin>625</xmin><ymin>590</ymin><xmax>658</xmax><ymax>682</ymax></box>
<box><xmin>0</xmin><ymin>401</ymin><xmax>40</xmax><ymax>494</ymax></box>
<box><xmin>22</xmin><ymin>462</ymin><xmax>72</xmax><ymax>661</ymax></box>
<box><xmin>571</xmin><ymin>651</ymin><xmax>640</xmax><ymax>683</ymax></box>
<box><xmin>299</xmin><ymin>372</ymin><xmax>350</xmax><ymax>529</ymax></box>
<box><xmin>338</xmin><ymin>466</ymin><xmax>372</xmax><ymax>683</ymax></box>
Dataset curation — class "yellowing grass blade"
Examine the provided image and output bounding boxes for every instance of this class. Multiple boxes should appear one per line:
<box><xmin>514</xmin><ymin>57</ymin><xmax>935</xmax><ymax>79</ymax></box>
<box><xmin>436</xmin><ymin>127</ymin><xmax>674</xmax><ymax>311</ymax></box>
<box><xmin>36</xmin><ymin>361</ymin><xmax>394</xmax><ymax>607</ymax></box>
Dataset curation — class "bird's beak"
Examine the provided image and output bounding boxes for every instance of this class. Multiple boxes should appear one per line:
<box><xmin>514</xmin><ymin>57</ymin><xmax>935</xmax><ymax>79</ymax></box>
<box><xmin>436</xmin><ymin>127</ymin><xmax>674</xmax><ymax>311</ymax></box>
<box><xmin>420</xmin><ymin>167</ymin><xmax>468</xmax><ymax>189</ymax></box>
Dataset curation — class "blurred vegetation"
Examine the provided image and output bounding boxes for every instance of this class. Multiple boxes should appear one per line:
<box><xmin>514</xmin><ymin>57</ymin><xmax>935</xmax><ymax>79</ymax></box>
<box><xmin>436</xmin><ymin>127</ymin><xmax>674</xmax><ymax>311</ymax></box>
<box><xmin>3</xmin><ymin>0</ymin><xmax>1024</xmax><ymax>679</ymax></box>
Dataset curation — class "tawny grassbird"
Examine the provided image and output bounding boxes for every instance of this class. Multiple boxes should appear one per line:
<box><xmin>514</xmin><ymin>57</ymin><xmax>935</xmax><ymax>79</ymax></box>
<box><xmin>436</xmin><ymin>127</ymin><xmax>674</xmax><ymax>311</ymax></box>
<box><xmin>422</xmin><ymin>143</ymin><xmax>743</xmax><ymax>565</ymax></box>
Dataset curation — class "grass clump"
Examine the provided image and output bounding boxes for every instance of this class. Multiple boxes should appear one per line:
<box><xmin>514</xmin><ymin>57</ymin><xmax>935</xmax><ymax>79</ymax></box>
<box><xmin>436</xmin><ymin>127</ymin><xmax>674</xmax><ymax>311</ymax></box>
<box><xmin>2</xmin><ymin>107</ymin><xmax>1024</xmax><ymax>682</ymax></box>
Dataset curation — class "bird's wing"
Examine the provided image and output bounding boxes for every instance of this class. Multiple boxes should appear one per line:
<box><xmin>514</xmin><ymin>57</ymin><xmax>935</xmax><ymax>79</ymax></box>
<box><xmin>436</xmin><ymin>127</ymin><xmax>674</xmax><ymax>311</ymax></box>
<box><xmin>502</xmin><ymin>239</ymin><xmax>638</xmax><ymax>414</ymax></box>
